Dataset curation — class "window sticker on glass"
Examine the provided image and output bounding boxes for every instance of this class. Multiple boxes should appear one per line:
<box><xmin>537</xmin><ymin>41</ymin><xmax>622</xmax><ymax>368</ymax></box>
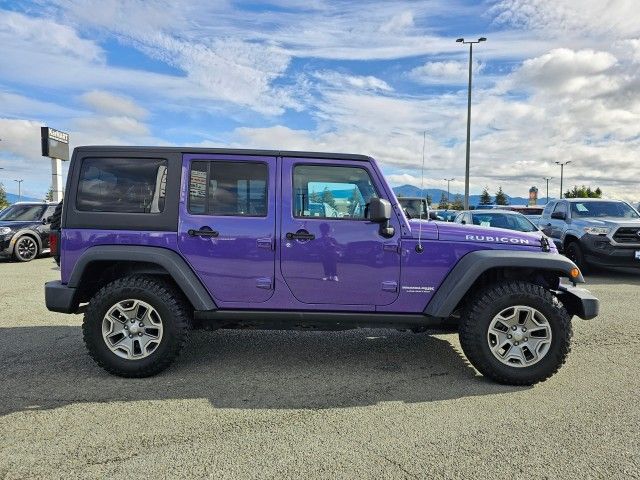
<box><xmin>576</xmin><ymin>203</ymin><xmax>589</xmax><ymax>212</ymax></box>
<box><xmin>480</xmin><ymin>221</ymin><xmax>491</xmax><ymax>227</ymax></box>
<box><xmin>190</xmin><ymin>169</ymin><xmax>207</xmax><ymax>198</ymax></box>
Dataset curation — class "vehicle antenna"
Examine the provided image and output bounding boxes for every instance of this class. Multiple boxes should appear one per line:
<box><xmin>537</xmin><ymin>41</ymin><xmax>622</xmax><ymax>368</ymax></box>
<box><xmin>416</xmin><ymin>131</ymin><xmax>426</xmax><ymax>253</ymax></box>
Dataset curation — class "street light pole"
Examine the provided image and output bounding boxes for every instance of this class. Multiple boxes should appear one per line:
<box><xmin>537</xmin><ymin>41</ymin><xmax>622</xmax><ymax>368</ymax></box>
<box><xmin>543</xmin><ymin>177</ymin><xmax>552</xmax><ymax>204</ymax></box>
<box><xmin>555</xmin><ymin>161</ymin><xmax>571</xmax><ymax>199</ymax></box>
<box><xmin>457</xmin><ymin>36</ymin><xmax>486</xmax><ymax>210</ymax></box>
<box><xmin>14</xmin><ymin>179</ymin><xmax>23</xmax><ymax>202</ymax></box>
<box><xmin>444</xmin><ymin>178</ymin><xmax>454</xmax><ymax>205</ymax></box>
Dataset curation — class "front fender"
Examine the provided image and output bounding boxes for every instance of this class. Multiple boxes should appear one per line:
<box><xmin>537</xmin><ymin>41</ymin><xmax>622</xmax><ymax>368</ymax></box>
<box><xmin>424</xmin><ymin>250</ymin><xmax>584</xmax><ymax>318</ymax></box>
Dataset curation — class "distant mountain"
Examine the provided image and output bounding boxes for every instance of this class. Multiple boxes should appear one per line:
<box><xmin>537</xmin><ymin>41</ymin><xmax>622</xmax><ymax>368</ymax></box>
<box><xmin>392</xmin><ymin>184</ymin><xmax>554</xmax><ymax>207</ymax></box>
<box><xmin>5</xmin><ymin>192</ymin><xmax>41</xmax><ymax>204</ymax></box>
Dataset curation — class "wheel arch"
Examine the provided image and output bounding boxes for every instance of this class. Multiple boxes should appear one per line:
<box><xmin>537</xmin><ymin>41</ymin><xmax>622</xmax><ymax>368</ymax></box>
<box><xmin>424</xmin><ymin>250</ymin><xmax>583</xmax><ymax>318</ymax></box>
<box><xmin>10</xmin><ymin>230</ymin><xmax>42</xmax><ymax>255</ymax></box>
<box><xmin>563</xmin><ymin>233</ymin><xmax>581</xmax><ymax>250</ymax></box>
<box><xmin>68</xmin><ymin>246</ymin><xmax>217</xmax><ymax>311</ymax></box>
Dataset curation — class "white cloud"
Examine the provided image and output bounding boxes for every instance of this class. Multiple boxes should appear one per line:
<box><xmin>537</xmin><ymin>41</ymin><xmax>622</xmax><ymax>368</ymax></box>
<box><xmin>408</xmin><ymin>60</ymin><xmax>484</xmax><ymax>84</ymax></box>
<box><xmin>380</xmin><ymin>11</ymin><xmax>414</xmax><ymax>33</ymax></box>
<box><xmin>81</xmin><ymin>90</ymin><xmax>148</xmax><ymax>119</ymax></box>
<box><xmin>313</xmin><ymin>71</ymin><xmax>393</xmax><ymax>92</ymax></box>
<box><xmin>0</xmin><ymin>9</ymin><xmax>102</xmax><ymax>61</ymax></box>
<box><xmin>490</xmin><ymin>0</ymin><xmax>640</xmax><ymax>39</ymax></box>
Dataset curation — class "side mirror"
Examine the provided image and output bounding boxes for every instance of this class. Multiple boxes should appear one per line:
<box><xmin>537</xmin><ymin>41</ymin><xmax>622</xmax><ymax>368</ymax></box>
<box><xmin>42</xmin><ymin>217</ymin><xmax>51</xmax><ymax>225</ymax></box>
<box><xmin>367</xmin><ymin>197</ymin><xmax>392</xmax><ymax>223</ymax></box>
<box><xmin>551</xmin><ymin>211</ymin><xmax>566</xmax><ymax>220</ymax></box>
<box><xmin>367</xmin><ymin>198</ymin><xmax>394</xmax><ymax>238</ymax></box>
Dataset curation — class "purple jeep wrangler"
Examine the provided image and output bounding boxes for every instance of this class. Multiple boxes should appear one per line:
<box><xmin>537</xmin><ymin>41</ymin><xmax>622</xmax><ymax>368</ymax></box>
<box><xmin>45</xmin><ymin>147</ymin><xmax>599</xmax><ymax>384</ymax></box>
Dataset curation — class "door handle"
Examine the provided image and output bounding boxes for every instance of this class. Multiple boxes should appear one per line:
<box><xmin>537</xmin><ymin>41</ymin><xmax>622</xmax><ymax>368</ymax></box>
<box><xmin>286</xmin><ymin>231</ymin><xmax>315</xmax><ymax>241</ymax></box>
<box><xmin>546</xmin><ymin>223</ymin><xmax>552</xmax><ymax>227</ymax></box>
<box><xmin>188</xmin><ymin>228</ymin><xmax>219</xmax><ymax>237</ymax></box>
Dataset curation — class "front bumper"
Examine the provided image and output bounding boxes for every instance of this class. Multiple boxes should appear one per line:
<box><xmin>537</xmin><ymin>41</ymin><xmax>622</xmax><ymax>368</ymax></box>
<box><xmin>581</xmin><ymin>235</ymin><xmax>640</xmax><ymax>268</ymax></box>
<box><xmin>555</xmin><ymin>283</ymin><xmax>599</xmax><ymax>320</ymax></box>
<box><xmin>45</xmin><ymin>280</ymin><xmax>79</xmax><ymax>313</ymax></box>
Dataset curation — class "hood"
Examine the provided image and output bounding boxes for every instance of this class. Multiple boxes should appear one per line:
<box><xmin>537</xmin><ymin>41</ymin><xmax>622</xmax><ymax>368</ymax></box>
<box><xmin>575</xmin><ymin>217</ymin><xmax>640</xmax><ymax>227</ymax></box>
<box><xmin>435</xmin><ymin>222</ymin><xmax>550</xmax><ymax>249</ymax></box>
<box><xmin>0</xmin><ymin>220</ymin><xmax>41</xmax><ymax>230</ymax></box>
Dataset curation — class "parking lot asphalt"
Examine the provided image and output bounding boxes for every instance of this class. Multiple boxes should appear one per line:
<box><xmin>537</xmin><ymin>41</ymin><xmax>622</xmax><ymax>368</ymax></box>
<box><xmin>1</xmin><ymin>257</ymin><xmax>639</xmax><ymax>479</ymax></box>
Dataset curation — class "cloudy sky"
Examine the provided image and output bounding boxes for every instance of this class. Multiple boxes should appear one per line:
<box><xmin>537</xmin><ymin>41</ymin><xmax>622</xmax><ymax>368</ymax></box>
<box><xmin>1</xmin><ymin>0</ymin><xmax>639</xmax><ymax>201</ymax></box>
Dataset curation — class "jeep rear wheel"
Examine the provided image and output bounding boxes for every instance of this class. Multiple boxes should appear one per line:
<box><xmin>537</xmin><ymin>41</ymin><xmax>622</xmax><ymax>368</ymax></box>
<box><xmin>83</xmin><ymin>275</ymin><xmax>191</xmax><ymax>377</ymax></box>
<box><xmin>459</xmin><ymin>281</ymin><xmax>572</xmax><ymax>385</ymax></box>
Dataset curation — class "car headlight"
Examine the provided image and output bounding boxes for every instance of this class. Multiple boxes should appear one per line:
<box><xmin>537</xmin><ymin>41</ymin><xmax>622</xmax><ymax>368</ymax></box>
<box><xmin>0</xmin><ymin>227</ymin><xmax>11</xmax><ymax>235</ymax></box>
<box><xmin>584</xmin><ymin>226</ymin><xmax>610</xmax><ymax>235</ymax></box>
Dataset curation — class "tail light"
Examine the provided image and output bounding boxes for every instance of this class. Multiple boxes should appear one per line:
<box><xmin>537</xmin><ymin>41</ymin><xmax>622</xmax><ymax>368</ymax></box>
<box><xmin>49</xmin><ymin>231</ymin><xmax>59</xmax><ymax>257</ymax></box>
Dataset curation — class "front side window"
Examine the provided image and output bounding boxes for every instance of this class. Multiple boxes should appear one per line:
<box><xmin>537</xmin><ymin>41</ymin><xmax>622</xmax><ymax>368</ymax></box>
<box><xmin>293</xmin><ymin>165</ymin><xmax>378</xmax><ymax>220</ymax></box>
<box><xmin>76</xmin><ymin>157</ymin><xmax>167</xmax><ymax>213</ymax></box>
<box><xmin>553</xmin><ymin>202</ymin><xmax>568</xmax><ymax>216</ymax></box>
<box><xmin>188</xmin><ymin>161</ymin><xmax>268</xmax><ymax>217</ymax></box>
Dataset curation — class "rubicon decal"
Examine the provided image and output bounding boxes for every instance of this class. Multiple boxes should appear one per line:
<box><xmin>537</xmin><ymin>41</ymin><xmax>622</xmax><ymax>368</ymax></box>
<box><xmin>465</xmin><ymin>234</ymin><xmax>531</xmax><ymax>245</ymax></box>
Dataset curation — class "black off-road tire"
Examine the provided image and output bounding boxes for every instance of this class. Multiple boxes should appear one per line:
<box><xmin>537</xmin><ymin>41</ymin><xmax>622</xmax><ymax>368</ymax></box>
<box><xmin>50</xmin><ymin>200</ymin><xmax>63</xmax><ymax>230</ymax></box>
<box><xmin>50</xmin><ymin>200</ymin><xmax>63</xmax><ymax>266</ymax></box>
<box><xmin>459</xmin><ymin>281</ymin><xmax>572</xmax><ymax>386</ymax></box>
<box><xmin>565</xmin><ymin>240</ymin><xmax>589</xmax><ymax>274</ymax></box>
<box><xmin>82</xmin><ymin>275</ymin><xmax>191</xmax><ymax>377</ymax></box>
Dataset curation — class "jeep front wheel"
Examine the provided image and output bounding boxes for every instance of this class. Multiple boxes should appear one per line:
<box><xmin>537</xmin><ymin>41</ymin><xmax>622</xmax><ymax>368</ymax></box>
<box><xmin>82</xmin><ymin>275</ymin><xmax>191</xmax><ymax>377</ymax></box>
<box><xmin>459</xmin><ymin>281</ymin><xmax>572</xmax><ymax>385</ymax></box>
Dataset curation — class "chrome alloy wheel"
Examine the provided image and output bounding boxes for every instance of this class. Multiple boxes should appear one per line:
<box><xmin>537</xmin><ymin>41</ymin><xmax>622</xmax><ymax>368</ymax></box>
<box><xmin>16</xmin><ymin>236</ymin><xmax>38</xmax><ymax>260</ymax></box>
<box><xmin>102</xmin><ymin>299</ymin><xmax>164</xmax><ymax>360</ymax></box>
<box><xmin>487</xmin><ymin>305</ymin><xmax>552</xmax><ymax>368</ymax></box>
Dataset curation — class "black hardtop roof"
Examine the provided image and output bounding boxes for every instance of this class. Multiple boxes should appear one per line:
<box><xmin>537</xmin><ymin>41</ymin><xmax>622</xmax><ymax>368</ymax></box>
<box><xmin>73</xmin><ymin>146</ymin><xmax>372</xmax><ymax>162</ymax></box>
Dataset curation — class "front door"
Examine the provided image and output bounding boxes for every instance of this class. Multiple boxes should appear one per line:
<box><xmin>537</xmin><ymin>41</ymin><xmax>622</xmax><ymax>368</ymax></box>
<box><xmin>280</xmin><ymin>158</ymin><xmax>401</xmax><ymax>306</ymax></box>
<box><xmin>178</xmin><ymin>154</ymin><xmax>276</xmax><ymax>303</ymax></box>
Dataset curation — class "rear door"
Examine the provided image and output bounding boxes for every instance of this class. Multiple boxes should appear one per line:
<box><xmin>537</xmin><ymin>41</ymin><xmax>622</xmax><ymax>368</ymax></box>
<box><xmin>279</xmin><ymin>158</ymin><xmax>401</xmax><ymax>306</ymax></box>
<box><xmin>178</xmin><ymin>154</ymin><xmax>276</xmax><ymax>303</ymax></box>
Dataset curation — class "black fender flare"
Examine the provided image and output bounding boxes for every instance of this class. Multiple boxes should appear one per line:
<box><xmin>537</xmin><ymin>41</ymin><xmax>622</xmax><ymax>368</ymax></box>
<box><xmin>424</xmin><ymin>250</ymin><xmax>584</xmax><ymax>318</ymax></box>
<box><xmin>68</xmin><ymin>245</ymin><xmax>217</xmax><ymax>310</ymax></box>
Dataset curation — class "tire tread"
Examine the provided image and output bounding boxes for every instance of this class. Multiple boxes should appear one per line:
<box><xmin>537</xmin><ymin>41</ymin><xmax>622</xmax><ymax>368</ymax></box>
<box><xmin>459</xmin><ymin>281</ymin><xmax>572</xmax><ymax>385</ymax></box>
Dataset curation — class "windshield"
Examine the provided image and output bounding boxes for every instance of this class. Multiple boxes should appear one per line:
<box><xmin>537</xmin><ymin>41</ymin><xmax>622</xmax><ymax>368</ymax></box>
<box><xmin>570</xmin><ymin>201</ymin><xmax>639</xmax><ymax>218</ymax></box>
<box><xmin>0</xmin><ymin>204</ymin><xmax>47</xmax><ymax>222</ymax></box>
<box><xmin>472</xmin><ymin>212</ymin><xmax>538</xmax><ymax>232</ymax></box>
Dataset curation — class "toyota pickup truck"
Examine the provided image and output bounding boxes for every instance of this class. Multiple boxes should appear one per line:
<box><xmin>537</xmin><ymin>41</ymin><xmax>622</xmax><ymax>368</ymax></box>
<box><xmin>45</xmin><ymin>147</ymin><xmax>599</xmax><ymax>385</ymax></box>
<box><xmin>540</xmin><ymin>198</ymin><xmax>640</xmax><ymax>271</ymax></box>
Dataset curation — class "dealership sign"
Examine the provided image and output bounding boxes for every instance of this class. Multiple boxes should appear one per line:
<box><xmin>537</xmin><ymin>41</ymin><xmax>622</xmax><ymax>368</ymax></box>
<box><xmin>41</xmin><ymin>127</ymin><xmax>70</xmax><ymax>161</ymax></box>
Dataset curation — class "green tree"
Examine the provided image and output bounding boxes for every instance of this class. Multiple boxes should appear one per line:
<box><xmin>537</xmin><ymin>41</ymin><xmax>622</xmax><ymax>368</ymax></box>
<box><xmin>0</xmin><ymin>183</ymin><xmax>8</xmax><ymax>209</ymax></box>
<box><xmin>347</xmin><ymin>188</ymin><xmax>359</xmax><ymax>215</ymax></box>
<box><xmin>495</xmin><ymin>186</ymin><xmax>508</xmax><ymax>205</ymax></box>
<box><xmin>479</xmin><ymin>187</ymin><xmax>492</xmax><ymax>205</ymax></box>
<box><xmin>564</xmin><ymin>185</ymin><xmax>603</xmax><ymax>199</ymax></box>
<box><xmin>438</xmin><ymin>192</ymin><xmax>449</xmax><ymax>209</ymax></box>
<box><xmin>321</xmin><ymin>187</ymin><xmax>337</xmax><ymax>209</ymax></box>
<box><xmin>451</xmin><ymin>194</ymin><xmax>464</xmax><ymax>210</ymax></box>
<box><xmin>45</xmin><ymin>187</ymin><xmax>54</xmax><ymax>202</ymax></box>
<box><xmin>309</xmin><ymin>190</ymin><xmax>322</xmax><ymax>203</ymax></box>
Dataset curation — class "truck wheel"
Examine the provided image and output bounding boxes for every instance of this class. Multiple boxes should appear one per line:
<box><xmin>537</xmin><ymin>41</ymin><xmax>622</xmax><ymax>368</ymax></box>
<box><xmin>565</xmin><ymin>241</ymin><xmax>588</xmax><ymax>273</ymax></box>
<box><xmin>82</xmin><ymin>275</ymin><xmax>191</xmax><ymax>377</ymax></box>
<box><xmin>459</xmin><ymin>281</ymin><xmax>572</xmax><ymax>385</ymax></box>
<box><xmin>13</xmin><ymin>235</ymin><xmax>39</xmax><ymax>262</ymax></box>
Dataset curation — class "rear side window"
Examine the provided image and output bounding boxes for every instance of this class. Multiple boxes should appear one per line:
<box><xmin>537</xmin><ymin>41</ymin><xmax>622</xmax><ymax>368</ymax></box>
<box><xmin>188</xmin><ymin>161</ymin><xmax>268</xmax><ymax>217</ymax></box>
<box><xmin>76</xmin><ymin>157</ymin><xmax>167</xmax><ymax>213</ymax></box>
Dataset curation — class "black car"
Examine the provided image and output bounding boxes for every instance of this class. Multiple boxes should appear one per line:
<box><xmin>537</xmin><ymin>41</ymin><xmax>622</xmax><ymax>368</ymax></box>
<box><xmin>0</xmin><ymin>202</ymin><xmax>57</xmax><ymax>262</ymax></box>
